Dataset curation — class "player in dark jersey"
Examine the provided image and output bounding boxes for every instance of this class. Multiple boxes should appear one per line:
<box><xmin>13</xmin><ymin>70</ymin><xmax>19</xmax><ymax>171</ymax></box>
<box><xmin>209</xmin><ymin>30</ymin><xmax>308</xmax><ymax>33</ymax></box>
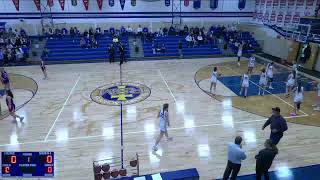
<box><xmin>0</xmin><ymin>67</ymin><xmax>10</xmax><ymax>90</ymax></box>
<box><xmin>6</xmin><ymin>90</ymin><xmax>24</xmax><ymax>122</ymax></box>
<box><xmin>40</xmin><ymin>61</ymin><xmax>47</xmax><ymax>79</ymax></box>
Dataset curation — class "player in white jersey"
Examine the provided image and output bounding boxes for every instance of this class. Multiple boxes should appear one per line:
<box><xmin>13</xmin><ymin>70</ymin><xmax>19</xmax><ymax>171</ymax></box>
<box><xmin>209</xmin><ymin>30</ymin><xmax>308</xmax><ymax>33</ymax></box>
<box><xmin>285</xmin><ymin>71</ymin><xmax>296</xmax><ymax>97</ymax></box>
<box><xmin>247</xmin><ymin>56</ymin><xmax>255</xmax><ymax>75</ymax></box>
<box><xmin>291</xmin><ymin>82</ymin><xmax>304</xmax><ymax>116</ymax></box>
<box><xmin>292</xmin><ymin>61</ymin><xmax>298</xmax><ymax>76</ymax></box>
<box><xmin>153</xmin><ymin>103</ymin><xmax>172</xmax><ymax>151</ymax></box>
<box><xmin>312</xmin><ymin>81</ymin><xmax>320</xmax><ymax>111</ymax></box>
<box><xmin>237</xmin><ymin>43</ymin><xmax>243</xmax><ymax>66</ymax></box>
<box><xmin>266</xmin><ymin>62</ymin><xmax>274</xmax><ymax>89</ymax></box>
<box><xmin>259</xmin><ymin>68</ymin><xmax>267</xmax><ymax>96</ymax></box>
<box><xmin>210</xmin><ymin>67</ymin><xmax>221</xmax><ymax>95</ymax></box>
<box><xmin>240</xmin><ymin>71</ymin><xmax>250</xmax><ymax>98</ymax></box>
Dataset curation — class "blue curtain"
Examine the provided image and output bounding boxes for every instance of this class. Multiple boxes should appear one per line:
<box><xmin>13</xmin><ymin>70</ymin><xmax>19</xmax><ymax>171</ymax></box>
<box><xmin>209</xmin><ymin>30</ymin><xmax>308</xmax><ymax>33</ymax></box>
<box><xmin>193</xmin><ymin>0</ymin><xmax>201</xmax><ymax>9</ymax></box>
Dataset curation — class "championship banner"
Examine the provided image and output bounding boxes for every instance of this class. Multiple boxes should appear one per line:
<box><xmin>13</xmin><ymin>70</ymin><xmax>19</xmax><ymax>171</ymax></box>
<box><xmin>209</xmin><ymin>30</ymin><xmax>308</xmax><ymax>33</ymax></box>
<box><xmin>33</xmin><ymin>0</ymin><xmax>41</xmax><ymax>11</ymax></box>
<box><xmin>109</xmin><ymin>0</ymin><xmax>114</xmax><ymax>7</ymax></box>
<box><xmin>12</xmin><ymin>0</ymin><xmax>19</xmax><ymax>11</ymax></box>
<box><xmin>255</xmin><ymin>0</ymin><xmax>260</xmax><ymax>5</ymax></box>
<box><xmin>47</xmin><ymin>0</ymin><xmax>53</xmax><ymax>7</ymax></box>
<box><xmin>83</xmin><ymin>0</ymin><xmax>89</xmax><ymax>10</ymax></box>
<box><xmin>288</xmin><ymin>0</ymin><xmax>295</xmax><ymax>6</ymax></box>
<box><xmin>264</xmin><ymin>11</ymin><xmax>269</xmax><ymax>21</ymax></box>
<box><xmin>59</xmin><ymin>0</ymin><xmax>65</xmax><ymax>10</ymax></box>
<box><xmin>296</xmin><ymin>0</ymin><xmax>304</xmax><ymax>6</ymax></box>
<box><xmin>304</xmin><ymin>7</ymin><xmax>312</xmax><ymax>16</ymax></box>
<box><xmin>72</xmin><ymin>0</ymin><xmax>78</xmax><ymax>6</ymax></box>
<box><xmin>280</xmin><ymin>0</ymin><xmax>286</xmax><ymax>7</ymax></box>
<box><xmin>258</xmin><ymin>11</ymin><xmax>263</xmax><ymax>20</ymax></box>
<box><xmin>277</xmin><ymin>13</ymin><xmax>283</xmax><ymax>22</ymax></box>
<box><xmin>292</xmin><ymin>12</ymin><xmax>300</xmax><ymax>23</ymax></box>
<box><xmin>284</xmin><ymin>14</ymin><xmax>292</xmax><ymax>23</ymax></box>
<box><xmin>97</xmin><ymin>0</ymin><xmax>103</xmax><ymax>10</ymax></box>
<box><xmin>210</xmin><ymin>0</ymin><xmax>218</xmax><ymax>9</ymax></box>
<box><xmin>184</xmin><ymin>0</ymin><xmax>189</xmax><ymax>7</ymax></box>
<box><xmin>131</xmin><ymin>0</ymin><xmax>136</xmax><ymax>6</ymax></box>
<box><xmin>306</xmin><ymin>0</ymin><xmax>314</xmax><ymax>6</ymax></box>
<box><xmin>238</xmin><ymin>0</ymin><xmax>246</xmax><ymax>10</ymax></box>
<box><xmin>165</xmin><ymin>0</ymin><xmax>170</xmax><ymax>6</ymax></box>
<box><xmin>120</xmin><ymin>0</ymin><xmax>125</xmax><ymax>10</ymax></box>
<box><xmin>266</xmin><ymin>0</ymin><xmax>272</xmax><ymax>7</ymax></box>
<box><xmin>261</xmin><ymin>0</ymin><xmax>265</xmax><ymax>5</ymax></box>
<box><xmin>273</xmin><ymin>0</ymin><xmax>279</xmax><ymax>6</ymax></box>
<box><xmin>193</xmin><ymin>0</ymin><xmax>201</xmax><ymax>9</ymax></box>
<box><xmin>270</xmin><ymin>11</ymin><xmax>276</xmax><ymax>22</ymax></box>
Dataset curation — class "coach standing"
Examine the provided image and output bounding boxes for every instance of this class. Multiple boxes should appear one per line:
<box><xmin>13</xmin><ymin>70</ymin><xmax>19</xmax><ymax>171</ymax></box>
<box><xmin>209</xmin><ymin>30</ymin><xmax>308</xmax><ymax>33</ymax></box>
<box><xmin>262</xmin><ymin>107</ymin><xmax>288</xmax><ymax>145</ymax></box>
<box><xmin>222</xmin><ymin>136</ymin><xmax>247</xmax><ymax>180</ymax></box>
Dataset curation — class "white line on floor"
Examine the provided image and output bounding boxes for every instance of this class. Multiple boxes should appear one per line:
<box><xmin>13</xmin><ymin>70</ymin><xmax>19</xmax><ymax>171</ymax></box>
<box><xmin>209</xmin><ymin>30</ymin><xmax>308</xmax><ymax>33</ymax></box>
<box><xmin>43</xmin><ymin>75</ymin><xmax>81</xmax><ymax>141</ymax></box>
<box><xmin>0</xmin><ymin>114</ymin><xmax>308</xmax><ymax>147</ymax></box>
<box><xmin>158</xmin><ymin>69</ymin><xmax>177</xmax><ymax>103</ymax></box>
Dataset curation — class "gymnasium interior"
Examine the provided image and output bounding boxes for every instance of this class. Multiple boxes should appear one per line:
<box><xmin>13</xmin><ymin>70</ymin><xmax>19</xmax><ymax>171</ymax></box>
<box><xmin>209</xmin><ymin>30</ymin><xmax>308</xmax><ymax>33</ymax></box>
<box><xmin>0</xmin><ymin>0</ymin><xmax>320</xmax><ymax>179</ymax></box>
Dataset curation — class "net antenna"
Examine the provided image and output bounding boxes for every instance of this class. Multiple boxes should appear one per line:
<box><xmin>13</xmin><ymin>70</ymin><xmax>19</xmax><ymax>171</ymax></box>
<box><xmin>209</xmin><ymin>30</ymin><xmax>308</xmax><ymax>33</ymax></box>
<box><xmin>40</xmin><ymin>2</ymin><xmax>54</xmax><ymax>36</ymax></box>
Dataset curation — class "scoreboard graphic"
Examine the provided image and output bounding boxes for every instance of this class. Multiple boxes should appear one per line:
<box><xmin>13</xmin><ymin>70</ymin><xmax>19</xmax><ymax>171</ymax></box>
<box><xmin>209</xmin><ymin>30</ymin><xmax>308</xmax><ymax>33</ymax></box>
<box><xmin>1</xmin><ymin>152</ymin><xmax>54</xmax><ymax>177</ymax></box>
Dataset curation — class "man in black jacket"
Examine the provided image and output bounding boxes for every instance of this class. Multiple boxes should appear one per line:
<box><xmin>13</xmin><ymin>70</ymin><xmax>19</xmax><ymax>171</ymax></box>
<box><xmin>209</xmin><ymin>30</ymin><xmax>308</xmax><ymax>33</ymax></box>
<box><xmin>262</xmin><ymin>107</ymin><xmax>288</xmax><ymax>145</ymax></box>
<box><xmin>255</xmin><ymin>139</ymin><xmax>278</xmax><ymax>180</ymax></box>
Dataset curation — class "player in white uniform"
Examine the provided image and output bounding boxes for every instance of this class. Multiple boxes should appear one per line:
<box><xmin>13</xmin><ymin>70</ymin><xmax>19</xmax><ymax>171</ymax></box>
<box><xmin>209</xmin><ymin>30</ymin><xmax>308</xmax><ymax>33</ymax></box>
<box><xmin>285</xmin><ymin>71</ymin><xmax>296</xmax><ymax>97</ymax></box>
<box><xmin>237</xmin><ymin>43</ymin><xmax>243</xmax><ymax>66</ymax></box>
<box><xmin>259</xmin><ymin>68</ymin><xmax>267</xmax><ymax>96</ymax></box>
<box><xmin>210</xmin><ymin>67</ymin><xmax>221</xmax><ymax>95</ymax></box>
<box><xmin>240</xmin><ymin>72</ymin><xmax>249</xmax><ymax>98</ymax></box>
<box><xmin>291</xmin><ymin>82</ymin><xmax>304</xmax><ymax>116</ymax></box>
<box><xmin>153</xmin><ymin>103</ymin><xmax>172</xmax><ymax>151</ymax></box>
<box><xmin>312</xmin><ymin>81</ymin><xmax>320</xmax><ymax>111</ymax></box>
<box><xmin>292</xmin><ymin>61</ymin><xmax>298</xmax><ymax>76</ymax></box>
<box><xmin>266</xmin><ymin>62</ymin><xmax>274</xmax><ymax>89</ymax></box>
<box><xmin>248</xmin><ymin>56</ymin><xmax>255</xmax><ymax>75</ymax></box>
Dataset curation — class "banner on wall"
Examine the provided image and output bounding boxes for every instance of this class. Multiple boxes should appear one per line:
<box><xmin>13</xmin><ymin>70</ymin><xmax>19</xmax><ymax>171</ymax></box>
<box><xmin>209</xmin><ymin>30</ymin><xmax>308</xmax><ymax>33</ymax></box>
<box><xmin>165</xmin><ymin>0</ymin><xmax>170</xmax><ymax>6</ymax></box>
<box><xmin>120</xmin><ymin>0</ymin><xmax>125</xmax><ymax>10</ymax></box>
<box><xmin>264</xmin><ymin>11</ymin><xmax>270</xmax><ymax>22</ymax></box>
<box><xmin>47</xmin><ymin>0</ymin><xmax>53</xmax><ymax>7</ymax></box>
<box><xmin>59</xmin><ymin>0</ymin><xmax>65</xmax><ymax>10</ymax></box>
<box><xmin>304</xmin><ymin>7</ymin><xmax>312</xmax><ymax>16</ymax></box>
<box><xmin>12</xmin><ymin>0</ymin><xmax>19</xmax><ymax>11</ymax></box>
<box><xmin>266</xmin><ymin>0</ymin><xmax>272</xmax><ymax>7</ymax></box>
<box><xmin>306</xmin><ymin>0</ymin><xmax>314</xmax><ymax>6</ymax></box>
<box><xmin>258</xmin><ymin>11</ymin><xmax>263</xmax><ymax>21</ymax></box>
<box><xmin>292</xmin><ymin>12</ymin><xmax>300</xmax><ymax>23</ymax></box>
<box><xmin>238</xmin><ymin>0</ymin><xmax>246</xmax><ymax>10</ymax></box>
<box><xmin>109</xmin><ymin>0</ymin><xmax>114</xmax><ymax>7</ymax></box>
<box><xmin>277</xmin><ymin>13</ymin><xmax>283</xmax><ymax>23</ymax></box>
<box><xmin>97</xmin><ymin>0</ymin><xmax>103</xmax><ymax>10</ymax></box>
<box><xmin>280</xmin><ymin>0</ymin><xmax>286</xmax><ymax>7</ymax></box>
<box><xmin>33</xmin><ymin>0</ymin><xmax>41</xmax><ymax>11</ymax></box>
<box><xmin>72</xmin><ymin>0</ymin><xmax>78</xmax><ymax>6</ymax></box>
<box><xmin>296</xmin><ymin>0</ymin><xmax>304</xmax><ymax>6</ymax></box>
<box><xmin>273</xmin><ymin>0</ymin><xmax>279</xmax><ymax>6</ymax></box>
<box><xmin>255</xmin><ymin>0</ymin><xmax>260</xmax><ymax>5</ymax></box>
<box><xmin>210</xmin><ymin>0</ymin><xmax>218</xmax><ymax>9</ymax></box>
<box><xmin>270</xmin><ymin>11</ymin><xmax>276</xmax><ymax>22</ymax></box>
<box><xmin>131</xmin><ymin>0</ymin><xmax>136</xmax><ymax>6</ymax></box>
<box><xmin>83</xmin><ymin>0</ymin><xmax>89</xmax><ymax>10</ymax></box>
<box><xmin>193</xmin><ymin>0</ymin><xmax>201</xmax><ymax>9</ymax></box>
<box><xmin>284</xmin><ymin>13</ymin><xmax>292</xmax><ymax>24</ymax></box>
<box><xmin>184</xmin><ymin>0</ymin><xmax>189</xmax><ymax>7</ymax></box>
<box><xmin>288</xmin><ymin>0</ymin><xmax>295</xmax><ymax>6</ymax></box>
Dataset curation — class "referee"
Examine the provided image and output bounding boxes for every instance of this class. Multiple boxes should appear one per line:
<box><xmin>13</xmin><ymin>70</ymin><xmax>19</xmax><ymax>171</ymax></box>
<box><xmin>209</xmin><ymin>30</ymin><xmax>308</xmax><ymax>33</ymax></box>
<box><xmin>262</xmin><ymin>107</ymin><xmax>288</xmax><ymax>145</ymax></box>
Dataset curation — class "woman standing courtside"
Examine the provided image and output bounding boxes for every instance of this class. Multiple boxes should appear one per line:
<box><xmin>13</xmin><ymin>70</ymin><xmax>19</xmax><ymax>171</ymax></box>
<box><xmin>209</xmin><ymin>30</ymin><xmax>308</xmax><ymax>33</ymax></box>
<box><xmin>153</xmin><ymin>103</ymin><xmax>173</xmax><ymax>151</ymax></box>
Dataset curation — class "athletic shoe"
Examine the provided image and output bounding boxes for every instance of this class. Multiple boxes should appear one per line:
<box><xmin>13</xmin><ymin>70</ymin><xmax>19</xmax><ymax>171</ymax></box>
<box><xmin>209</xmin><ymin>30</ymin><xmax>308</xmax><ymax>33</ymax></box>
<box><xmin>167</xmin><ymin>137</ymin><xmax>173</xmax><ymax>141</ymax></box>
<box><xmin>152</xmin><ymin>146</ymin><xmax>158</xmax><ymax>152</ymax></box>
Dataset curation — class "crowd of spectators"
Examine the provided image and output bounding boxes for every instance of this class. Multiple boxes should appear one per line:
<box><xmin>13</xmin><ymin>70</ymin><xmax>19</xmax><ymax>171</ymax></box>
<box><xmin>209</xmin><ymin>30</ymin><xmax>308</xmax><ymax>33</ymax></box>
<box><xmin>0</xmin><ymin>28</ymin><xmax>30</xmax><ymax>65</ymax></box>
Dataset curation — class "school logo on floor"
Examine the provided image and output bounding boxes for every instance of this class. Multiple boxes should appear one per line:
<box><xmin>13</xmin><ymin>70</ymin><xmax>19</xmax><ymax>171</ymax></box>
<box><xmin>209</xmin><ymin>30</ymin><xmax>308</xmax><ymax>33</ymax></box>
<box><xmin>91</xmin><ymin>82</ymin><xmax>151</xmax><ymax>106</ymax></box>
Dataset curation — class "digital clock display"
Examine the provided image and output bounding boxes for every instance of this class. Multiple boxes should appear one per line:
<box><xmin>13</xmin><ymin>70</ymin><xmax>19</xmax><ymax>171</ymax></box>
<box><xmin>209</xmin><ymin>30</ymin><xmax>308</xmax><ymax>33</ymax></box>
<box><xmin>1</xmin><ymin>152</ymin><xmax>54</xmax><ymax>177</ymax></box>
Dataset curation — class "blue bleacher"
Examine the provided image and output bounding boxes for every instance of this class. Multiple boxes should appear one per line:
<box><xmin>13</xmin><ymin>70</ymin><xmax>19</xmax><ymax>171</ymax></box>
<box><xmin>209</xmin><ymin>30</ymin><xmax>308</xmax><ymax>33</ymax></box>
<box><xmin>43</xmin><ymin>35</ymin><xmax>130</xmax><ymax>61</ymax></box>
<box><xmin>143</xmin><ymin>36</ymin><xmax>222</xmax><ymax>57</ymax></box>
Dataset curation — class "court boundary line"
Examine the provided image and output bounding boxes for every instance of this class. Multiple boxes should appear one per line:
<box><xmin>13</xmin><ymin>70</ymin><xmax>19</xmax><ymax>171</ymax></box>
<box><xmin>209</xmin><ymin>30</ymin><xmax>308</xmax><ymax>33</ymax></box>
<box><xmin>0</xmin><ymin>114</ymin><xmax>308</xmax><ymax>147</ymax></box>
<box><xmin>43</xmin><ymin>75</ymin><xmax>81</xmax><ymax>141</ymax></box>
<box><xmin>224</xmin><ymin>66</ymin><xmax>309</xmax><ymax>116</ymax></box>
<box><xmin>158</xmin><ymin>69</ymin><xmax>177</xmax><ymax>103</ymax></box>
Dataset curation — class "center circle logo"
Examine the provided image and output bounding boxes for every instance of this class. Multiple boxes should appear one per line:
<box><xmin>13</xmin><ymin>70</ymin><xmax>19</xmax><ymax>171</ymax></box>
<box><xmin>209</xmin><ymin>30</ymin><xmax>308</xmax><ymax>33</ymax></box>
<box><xmin>90</xmin><ymin>82</ymin><xmax>151</xmax><ymax>106</ymax></box>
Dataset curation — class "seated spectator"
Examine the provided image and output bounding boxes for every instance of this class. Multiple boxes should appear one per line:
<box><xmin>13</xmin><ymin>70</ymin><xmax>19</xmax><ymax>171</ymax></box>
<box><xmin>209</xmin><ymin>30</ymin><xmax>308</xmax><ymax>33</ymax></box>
<box><xmin>185</xmin><ymin>34</ymin><xmax>193</xmax><ymax>47</ymax></box>
<box><xmin>112</xmin><ymin>36</ymin><xmax>119</xmax><ymax>44</ymax></box>
<box><xmin>163</xmin><ymin>27</ymin><xmax>168</xmax><ymax>36</ymax></box>
<box><xmin>183</xmin><ymin>25</ymin><xmax>189</xmax><ymax>35</ymax></box>
<box><xmin>152</xmin><ymin>41</ymin><xmax>156</xmax><ymax>54</ymax></box>
<box><xmin>120</xmin><ymin>26</ymin><xmax>126</xmax><ymax>35</ymax></box>
<box><xmin>161</xmin><ymin>44</ymin><xmax>166</xmax><ymax>53</ymax></box>
<box><xmin>192</xmin><ymin>35</ymin><xmax>198</xmax><ymax>47</ymax></box>
<box><xmin>92</xmin><ymin>38</ymin><xmax>99</xmax><ymax>48</ymax></box>
<box><xmin>70</xmin><ymin>27</ymin><xmax>75</xmax><ymax>42</ymax></box>
<box><xmin>127</xmin><ymin>26</ymin><xmax>133</xmax><ymax>34</ymax></box>
<box><xmin>197</xmin><ymin>34</ymin><xmax>204</xmax><ymax>45</ymax></box>
<box><xmin>62</xmin><ymin>28</ymin><xmax>68</xmax><ymax>36</ymax></box>
<box><xmin>89</xmin><ymin>28</ymin><xmax>94</xmax><ymax>37</ymax></box>
<box><xmin>169</xmin><ymin>26</ymin><xmax>176</xmax><ymax>36</ymax></box>
<box><xmin>157</xmin><ymin>28</ymin><xmax>163</xmax><ymax>36</ymax></box>
<box><xmin>137</xmin><ymin>25</ymin><xmax>143</xmax><ymax>36</ymax></box>
<box><xmin>48</xmin><ymin>28</ymin><xmax>54</xmax><ymax>39</ymax></box>
<box><xmin>80</xmin><ymin>38</ymin><xmax>86</xmax><ymax>48</ymax></box>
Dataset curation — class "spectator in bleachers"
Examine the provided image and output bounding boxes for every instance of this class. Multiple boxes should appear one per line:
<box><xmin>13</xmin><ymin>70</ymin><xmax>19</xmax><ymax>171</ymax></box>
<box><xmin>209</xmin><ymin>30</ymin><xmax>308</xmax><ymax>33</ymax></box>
<box><xmin>48</xmin><ymin>28</ymin><xmax>54</xmax><ymax>39</ymax></box>
<box><xmin>137</xmin><ymin>25</ymin><xmax>143</xmax><ymax>36</ymax></box>
<box><xmin>126</xmin><ymin>26</ymin><xmax>133</xmax><ymax>35</ymax></box>
<box><xmin>183</xmin><ymin>25</ymin><xmax>189</xmax><ymax>35</ymax></box>
<box><xmin>120</xmin><ymin>26</ymin><xmax>126</xmax><ymax>36</ymax></box>
<box><xmin>161</xmin><ymin>44</ymin><xmax>166</xmax><ymax>53</ymax></box>
<box><xmin>70</xmin><ymin>27</ymin><xmax>75</xmax><ymax>42</ymax></box>
<box><xmin>152</xmin><ymin>41</ymin><xmax>156</xmax><ymax>54</ymax></box>
<box><xmin>178</xmin><ymin>40</ymin><xmax>183</xmax><ymax>58</ymax></box>
<box><xmin>92</xmin><ymin>38</ymin><xmax>99</xmax><ymax>49</ymax></box>
<box><xmin>185</xmin><ymin>34</ymin><xmax>193</xmax><ymax>48</ymax></box>
<box><xmin>162</xmin><ymin>27</ymin><xmax>168</xmax><ymax>36</ymax></box>
<box><xmin>197</xmin><ymin>34</ymin><xmax>204</xmax><ymax>46</ymax></box>
<box><xmin>62</xmin><ymin>28</ymin><xmax>67</xmax><ymax>36</ymax></box>
<box><xmin>80</xmin><ymin>38</ymin><xmax>86</xmax><ymax>48</ymax></box>
<box><xmin>108</xmin><ymin>44</ymin><xmax>115</xmax><ymax>63</ymax></box>
<box><xmin>169</xmin><ymin>25</ymin><xmax>176</xmax><ymax>36</ymax></box>
<box><xmin>89</xmin><ymin>28</ymin><xmax>94</xmax><ymax>37</ymax></box>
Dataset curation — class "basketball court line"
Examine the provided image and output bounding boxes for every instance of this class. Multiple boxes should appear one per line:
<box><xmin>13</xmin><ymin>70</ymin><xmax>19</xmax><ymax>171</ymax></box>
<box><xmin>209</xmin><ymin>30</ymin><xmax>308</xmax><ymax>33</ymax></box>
<box><xmin>0</xmin><ymin>114</ymin><xmax>308</xmax><ymax>147</ymax></box>
<box><xmin>158</xmin><ymin>69</ymin><xmax>177</xmax><ymax>103</ymax></box>
<box><xmin>224</xmin><ymin>66</ymin><xmax>309</xmax><ymax>116</ymax></box>
<box><xmin>43</xmin><ymin>75</ymin><xmax>81</xmax><ymax>141</ymax></box>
